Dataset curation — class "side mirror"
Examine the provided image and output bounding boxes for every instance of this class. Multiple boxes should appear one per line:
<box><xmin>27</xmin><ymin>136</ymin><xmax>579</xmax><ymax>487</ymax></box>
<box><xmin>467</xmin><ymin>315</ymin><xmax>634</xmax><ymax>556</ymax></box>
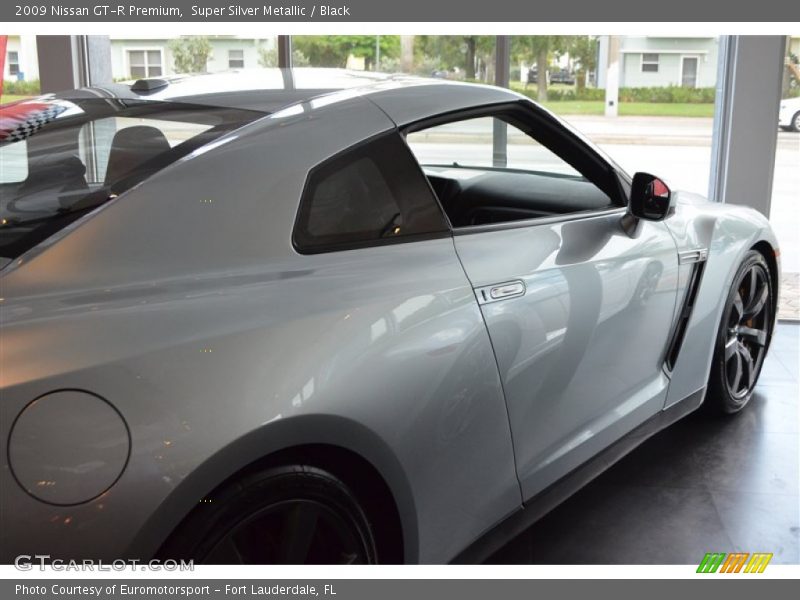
<box><xmin>629</xmin><ymin>172</ymin><xmax>672</xmax><ymax>221</ymax></box>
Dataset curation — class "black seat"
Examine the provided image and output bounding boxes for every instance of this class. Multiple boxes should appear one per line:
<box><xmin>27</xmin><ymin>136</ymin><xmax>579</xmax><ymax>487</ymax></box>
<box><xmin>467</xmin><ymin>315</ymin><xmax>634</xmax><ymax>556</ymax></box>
<box><xmin>104</xmin><ymin>126</ymin><xmax>171</xmax><ymax>185</ymax></box>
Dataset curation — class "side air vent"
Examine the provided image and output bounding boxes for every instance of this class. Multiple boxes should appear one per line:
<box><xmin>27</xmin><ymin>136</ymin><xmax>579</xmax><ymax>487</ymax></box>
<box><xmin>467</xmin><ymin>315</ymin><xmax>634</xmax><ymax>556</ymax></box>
<box><xmin>665</xmin><ymin>258</ymin><xmax>707</xmax><ymax>371</ymax></box>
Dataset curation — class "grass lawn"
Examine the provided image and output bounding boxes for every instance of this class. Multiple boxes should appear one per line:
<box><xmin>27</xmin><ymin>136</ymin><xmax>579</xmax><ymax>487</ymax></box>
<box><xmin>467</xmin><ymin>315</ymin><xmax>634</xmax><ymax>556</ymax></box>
<box><xmin>540</xmin><ymin>100</ymin><xmax>715</xmax><ymax>118</ymax></box>
<box><xmin>539</xmin><ymin>101</ymin><xmax>605</xmax><ymax>116</ymax></box>
<box><xmin>1</xmin><ymin>94</ymin><xmax>34</xmax><ymax>105</ymax></box>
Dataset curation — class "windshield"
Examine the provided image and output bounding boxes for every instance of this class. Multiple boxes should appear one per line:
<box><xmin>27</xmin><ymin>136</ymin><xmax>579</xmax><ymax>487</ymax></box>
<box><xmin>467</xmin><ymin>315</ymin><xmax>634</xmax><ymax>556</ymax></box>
<box><xmin>0</xmin><ymin>97</ymin><xmax>262</xmax><ymax>261</ymax></box>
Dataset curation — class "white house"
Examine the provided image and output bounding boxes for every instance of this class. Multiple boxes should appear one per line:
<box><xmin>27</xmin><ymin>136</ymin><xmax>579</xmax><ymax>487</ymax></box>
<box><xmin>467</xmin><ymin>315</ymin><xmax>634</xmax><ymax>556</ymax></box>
<box><xmin>597</xmin><ymin>36</ymin><xmax>720</xmax><ymax>89</ymax></box>
<box><xmin>2</xmin><ymin>35</ymin><xmax>39</xmax><ymax>82</ymax></box>
<box><xmin>109</xmin><ymin>35</ymin><xmax>276</xmax><ymax>80</ymax></box>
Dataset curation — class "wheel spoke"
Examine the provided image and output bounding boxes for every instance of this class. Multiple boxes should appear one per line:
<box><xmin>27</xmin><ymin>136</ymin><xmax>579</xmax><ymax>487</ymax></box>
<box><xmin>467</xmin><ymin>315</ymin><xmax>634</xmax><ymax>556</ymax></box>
<box><xmin>739</xmin><ymin>345</ymin><xmax>755</xmax><ymax>390</ymax></box>
<box><xmin>205</xmin><ymin>534</ymin><xmax>245</xmax><ymax>564</ymax></box>
<box><xmin>279</xmin><ymin>502</ymin><xmax>320</xmax><ymax>563</ymax></box>
<box><xmin>732</xmin><ymin>292</ymin><xmax>745</xmax><ymax>322</ymax></box>
<box><xmin>730</xmin><ymin>352</ymin><xmax>743</xmax><ymax>392</ymax></box>
<box><xmin>738</xmin><ymin>326</ymin><xmax>767</xmax><ymax>347</ymax></box>
<box><xmin>746</xmin><ymin>268</ymin><xmax>758</xmax><ymax>308</ymax></box>
<box><xmin>724</xmin><ymin>336</ymin><xmax>739</xmax><ymax>361</ymax></box>
<box><xmin>729</xmin><ymin>348</ymin><xmax>743</xmax><ymax>392</ymax></box>
<box><xmin>743</xmin><ymin>278</ymin><xmax>768</xmax><ymax>319</ymax></box>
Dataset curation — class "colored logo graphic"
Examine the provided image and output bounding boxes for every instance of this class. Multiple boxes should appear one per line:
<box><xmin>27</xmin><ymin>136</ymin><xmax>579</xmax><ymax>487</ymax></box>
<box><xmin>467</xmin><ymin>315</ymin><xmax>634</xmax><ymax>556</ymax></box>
<box><xmin>697</xmin><ymin>552</ymin><xmax>773</xmax><ymax>573</ymax></box>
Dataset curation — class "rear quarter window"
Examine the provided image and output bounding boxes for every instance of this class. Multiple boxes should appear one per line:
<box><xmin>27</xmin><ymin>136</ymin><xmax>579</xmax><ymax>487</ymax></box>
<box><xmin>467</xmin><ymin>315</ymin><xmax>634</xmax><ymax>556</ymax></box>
<box><xmin>293</xmin><ymin>133</ymin><xmax>449</xmax><ymax>254</ymax></box>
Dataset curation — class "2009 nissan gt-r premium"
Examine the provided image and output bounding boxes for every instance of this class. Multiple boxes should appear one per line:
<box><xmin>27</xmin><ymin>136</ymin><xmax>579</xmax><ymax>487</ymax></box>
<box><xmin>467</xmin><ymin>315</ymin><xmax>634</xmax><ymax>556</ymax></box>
<box><xmin>0</xmin><ymin>69</ymin><xmax>780</xmax><ymax>565</ymax></box>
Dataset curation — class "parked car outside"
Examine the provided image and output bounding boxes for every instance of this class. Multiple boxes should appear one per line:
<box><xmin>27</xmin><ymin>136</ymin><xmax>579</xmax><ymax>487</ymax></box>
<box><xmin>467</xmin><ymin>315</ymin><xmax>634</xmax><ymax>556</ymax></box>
<box><xmin>779</xmin><ymin>96</ymin><xmax>800</xmax><ymax>131</ymax></box>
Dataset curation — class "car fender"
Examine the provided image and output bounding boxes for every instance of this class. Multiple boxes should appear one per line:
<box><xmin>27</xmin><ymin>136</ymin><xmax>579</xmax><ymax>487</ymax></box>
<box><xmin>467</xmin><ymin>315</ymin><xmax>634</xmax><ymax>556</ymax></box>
<box><xmin>125</xmin><ymin>413</ymin><xmax>420</xmax><ymax>564</ymax></box>
<box><xmin>663</xmin><ymin>192</ymin><xmax>779</xmax><ymax>407</ymax></box>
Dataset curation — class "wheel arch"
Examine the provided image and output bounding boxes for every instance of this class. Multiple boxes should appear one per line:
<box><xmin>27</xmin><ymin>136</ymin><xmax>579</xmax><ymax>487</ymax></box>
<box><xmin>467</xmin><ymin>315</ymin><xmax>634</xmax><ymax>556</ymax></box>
<box><xmin>126</xmin><ymin>414</ymin><xmax>417</xmax><ymax>564</ymax></box>
<box><xmin>751</xmin><ymin>238</ymin><xmax>780</xmax><ymax>345</ymax></box>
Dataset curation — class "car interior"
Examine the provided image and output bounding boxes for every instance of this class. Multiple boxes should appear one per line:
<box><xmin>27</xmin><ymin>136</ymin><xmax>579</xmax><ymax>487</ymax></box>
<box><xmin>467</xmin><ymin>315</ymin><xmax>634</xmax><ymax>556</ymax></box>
<box><xmin>405</xmin><ymin>108</ymin><xmax>626</xmax><ymax>228</ymax></box>
<box><xmin>424</xmin><ymin>166</ymin><xmax>614</xmax><ymax>227</ymax></box>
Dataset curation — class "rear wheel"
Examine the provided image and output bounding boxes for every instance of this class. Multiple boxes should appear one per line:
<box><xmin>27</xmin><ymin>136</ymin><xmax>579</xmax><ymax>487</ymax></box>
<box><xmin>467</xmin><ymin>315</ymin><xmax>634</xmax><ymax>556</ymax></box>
<box><xmin>706</xmin><ymin>250</ymin><xmax>773</xmax><ymax>414</ymax></box>
<box><xmin>161</xmin><ymin>465</ymin><xmax>378</xmax><ymax>564</ymax></box>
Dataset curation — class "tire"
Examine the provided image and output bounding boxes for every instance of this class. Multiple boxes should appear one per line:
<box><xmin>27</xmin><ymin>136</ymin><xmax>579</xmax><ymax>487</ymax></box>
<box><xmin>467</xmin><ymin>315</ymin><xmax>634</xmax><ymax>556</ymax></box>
<box><xmin>706</xmin><ymin>250</ymin><xmax>773</xmax><ymax>415</ymax></box>
<box><xmin>159</xmin><ymin>465</ymin><xmax>379</xmax><ymax>564</ymax></box>
<box><xmin>791</xmin><ymin>111</ymin><xmax>800</xmax><ymax>133</ymax></box>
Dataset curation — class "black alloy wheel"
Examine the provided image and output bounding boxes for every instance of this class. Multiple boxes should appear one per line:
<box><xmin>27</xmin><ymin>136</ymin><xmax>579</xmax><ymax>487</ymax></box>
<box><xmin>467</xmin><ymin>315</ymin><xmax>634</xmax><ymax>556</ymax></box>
<box><xmin>160</xmin><ymin>465</ymin><xmax>378</xmax><ymax>564</ymax></box>
<box><xmin>707</xmin><ymin>250</ymin><xmax>773</xmax><ymax>414</ymax></box>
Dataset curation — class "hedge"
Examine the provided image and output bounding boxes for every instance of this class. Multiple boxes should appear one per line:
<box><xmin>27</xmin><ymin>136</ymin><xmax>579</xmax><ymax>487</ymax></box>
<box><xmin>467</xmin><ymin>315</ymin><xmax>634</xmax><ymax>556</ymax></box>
<box><xmin>2</xmin><ymin>79</ymin><xmax>41</xmax><ymax>95</ymax></box>
<box><xmin>517</xmin><ymin>84</ymin><xmax>716</xmax><ymax>103</ymax></box>
<box><xmin>618</xmin><ymin>86</ymin><xmax>716</xmax><ymax>103</ymax></box>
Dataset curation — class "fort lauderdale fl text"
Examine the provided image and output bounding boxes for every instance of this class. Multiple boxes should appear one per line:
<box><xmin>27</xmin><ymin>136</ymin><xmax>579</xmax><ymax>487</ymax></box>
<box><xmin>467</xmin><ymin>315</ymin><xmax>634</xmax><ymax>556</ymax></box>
<box><xmin>42</xmin><ymin>4</ymin><xmax>351</xmax><ymax>17</ymax></box>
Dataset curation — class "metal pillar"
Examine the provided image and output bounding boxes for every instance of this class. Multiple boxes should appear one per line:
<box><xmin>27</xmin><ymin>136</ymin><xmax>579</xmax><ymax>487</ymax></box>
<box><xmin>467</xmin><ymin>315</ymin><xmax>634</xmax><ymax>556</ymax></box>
<box><xmin>36</xmin><ymin>36</ymin><xmax>81</xmax><ymax>93</ymax></box>
<box><xmin>493</xmin><ymin>36</ymin><xmax>511</xmax><ymax>168</ymax></box>
<box><xmin>709</xmin><ymin>36</ymin><xmax>787</xmax><ymax>215</ymax></box>
<box><xmin>604</xmin><ymin>36</ymin><xmax>620</xmax><ymax>117</ymax></box>
<box><xmin>36</xmin><ymin>35</ymin><xmax>112</xmax><ymax>93</ymax></box>
<box><xmin>277</xmin><ymin>36</ymin><xmax>292</xmax><ymax>69</ymax></box>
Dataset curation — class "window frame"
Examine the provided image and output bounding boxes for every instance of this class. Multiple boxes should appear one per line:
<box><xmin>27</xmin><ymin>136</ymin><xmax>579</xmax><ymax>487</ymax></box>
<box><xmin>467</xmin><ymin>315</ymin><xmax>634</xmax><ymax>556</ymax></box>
<box><xmin>641</xmin><ymin>53</ymin><xmax>660</xmax><ymax>73</ymax></box>
<box><xmin>400</xmin><ymin>101</ymin><xmax>630</xmax><ymax>235</ymax></box>
<box><xmin>125</xmin><ymin>48</ymin><xmax>164</xmax><ymax>79</ymax></box>
<box><xmin>292</xmin><ymin>131</ymin><xmax>452</xmax><ymax>255</ymax></box>
<box><xmin>228</xmin><ymin>49</ymin><xmax>245</xmax><ymax>69</ymax></box>
<box><xmin>8</xmin><ymin>51</ymin><xmax>20</xmax><ymax>76</ymax></box>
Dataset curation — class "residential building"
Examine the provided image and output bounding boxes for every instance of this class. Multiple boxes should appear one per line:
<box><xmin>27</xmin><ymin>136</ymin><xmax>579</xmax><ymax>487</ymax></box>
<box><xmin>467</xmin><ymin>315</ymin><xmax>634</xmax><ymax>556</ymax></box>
<box><xmin>2</xmin><ymin>35</ymin><xmax>39</xmax><ymax>82</ymax></box>
<box><xmin>109</xmin><ymin>35</ymin><xmax>276</xmax><ymax>80</ymax></box>
<box><xmin>597</xmin><ymin>36</ymin><xmax>720</xmax><ymax>88</ymax></box>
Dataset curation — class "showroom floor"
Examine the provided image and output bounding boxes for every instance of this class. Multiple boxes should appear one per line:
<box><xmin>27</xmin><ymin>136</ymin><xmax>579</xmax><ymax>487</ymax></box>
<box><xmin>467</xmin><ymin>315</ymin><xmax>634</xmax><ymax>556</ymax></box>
<box><xmin>487</xmin><ymin>322</ymin><xmax>799</xmax><ymax>565</ymax></box>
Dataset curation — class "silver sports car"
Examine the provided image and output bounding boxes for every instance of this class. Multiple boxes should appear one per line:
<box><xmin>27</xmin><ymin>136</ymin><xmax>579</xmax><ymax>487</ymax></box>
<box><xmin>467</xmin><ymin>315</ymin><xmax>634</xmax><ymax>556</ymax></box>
<box><xmin>0</xmin><ymin>69</ymin><xmax>779</xmax><ymax>564</ymax></box>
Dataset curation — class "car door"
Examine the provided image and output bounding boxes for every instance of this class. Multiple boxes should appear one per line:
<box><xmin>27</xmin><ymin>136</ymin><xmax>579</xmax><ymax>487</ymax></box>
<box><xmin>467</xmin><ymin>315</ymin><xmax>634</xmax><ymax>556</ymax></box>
<box><xmin>405</xmin><ymin>105</ymin><xmax>680</xmax><ymax>500</ymax></box>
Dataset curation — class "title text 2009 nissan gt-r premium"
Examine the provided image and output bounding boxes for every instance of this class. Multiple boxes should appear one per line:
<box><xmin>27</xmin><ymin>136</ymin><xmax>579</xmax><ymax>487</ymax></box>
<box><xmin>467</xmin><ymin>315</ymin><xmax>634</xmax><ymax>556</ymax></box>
<box><xmin>0</xmin><ymin>70</ymin><xmax>779</xmax><ymax>564</ymax></box>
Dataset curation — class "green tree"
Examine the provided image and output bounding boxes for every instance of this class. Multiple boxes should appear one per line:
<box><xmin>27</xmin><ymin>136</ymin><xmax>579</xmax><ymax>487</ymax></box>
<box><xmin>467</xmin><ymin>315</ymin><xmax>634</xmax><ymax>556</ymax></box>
<box><xmin>257</xmin><ymin>45</ymin><xmax>310</xmax><ymax>68</ymax></box>
<box><xmin>169</xmin><ymin>36</ymin><xmax>212</xmax><ymax>74</ymax></box>
<box><xmin>291</xmin><ymin>36</ymin><xmax>399</xmax><ymax>70</ymax></box>
<box><xmin>565</xmin><ymin>36</ymin><xmax>599</xmax><ymax>91</ymax></box>
<box><xmin>511</xmin><ymin>36</ymin><xmax>567</xmax><ymax>101</ymax></box>
<box><xmin>415</xmin><ymin>36</ymin><xmax>494</xmax><ymax>81</ymax></box>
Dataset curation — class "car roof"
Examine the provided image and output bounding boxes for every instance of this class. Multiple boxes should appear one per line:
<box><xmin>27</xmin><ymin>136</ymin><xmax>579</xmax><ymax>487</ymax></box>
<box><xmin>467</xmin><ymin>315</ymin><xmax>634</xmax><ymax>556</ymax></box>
<box><xmin>62</xmin><ymin>68</ymin><xmax>524</xmax><ymax>124</ymax></box>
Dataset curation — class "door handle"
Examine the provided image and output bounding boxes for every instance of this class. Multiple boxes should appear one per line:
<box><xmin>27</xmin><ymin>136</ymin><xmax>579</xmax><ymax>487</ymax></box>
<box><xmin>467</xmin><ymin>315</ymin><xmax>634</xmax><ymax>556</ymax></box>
<box><xmin>475</xmin><ymin>280</ymin><xmax>526</xmax><ymax>305</ymax></box>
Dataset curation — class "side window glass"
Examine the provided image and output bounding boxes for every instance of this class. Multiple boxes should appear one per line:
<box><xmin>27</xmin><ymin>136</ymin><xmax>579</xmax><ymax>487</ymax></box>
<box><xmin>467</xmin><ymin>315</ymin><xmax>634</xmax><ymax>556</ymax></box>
<box><xmin>406</xmin><ymin>115</ymin><xmax>614</xmax><ymax>228</ymax></box>
<box><xmin>294</xmin><ymin>133</ymin><xmax>448</xmax><ymax>253</ymax></box>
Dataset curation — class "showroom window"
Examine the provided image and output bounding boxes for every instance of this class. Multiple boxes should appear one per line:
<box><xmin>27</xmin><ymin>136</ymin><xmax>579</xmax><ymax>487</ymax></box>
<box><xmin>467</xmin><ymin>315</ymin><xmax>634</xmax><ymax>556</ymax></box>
<box><xmin>405</xmin><ymin>114</ymin><xmax>615</xmax><ymax>228</ymax></box>
<box><xmin>294</xmin><ymin>134</ymin><xmax>449</xmax><ymax>253</ymax></box>
<box><xmin>8</xmin><ymin>51</ymin><xmax>20</xmax><ymax>76</ymax></box>
<box><xmin>127</xmin><ymin>49</ymin><xmax>163</xmax><ymax>78</ymax></box>
<box><xmin>641</xmin><ymin>53</ymin><xmax>660</xmax><ymax>73</ymax></box>
<box><xmin>228</xmin><ymin>49</ymin><xmax>244</xmax><ymax>68</ymax></box>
